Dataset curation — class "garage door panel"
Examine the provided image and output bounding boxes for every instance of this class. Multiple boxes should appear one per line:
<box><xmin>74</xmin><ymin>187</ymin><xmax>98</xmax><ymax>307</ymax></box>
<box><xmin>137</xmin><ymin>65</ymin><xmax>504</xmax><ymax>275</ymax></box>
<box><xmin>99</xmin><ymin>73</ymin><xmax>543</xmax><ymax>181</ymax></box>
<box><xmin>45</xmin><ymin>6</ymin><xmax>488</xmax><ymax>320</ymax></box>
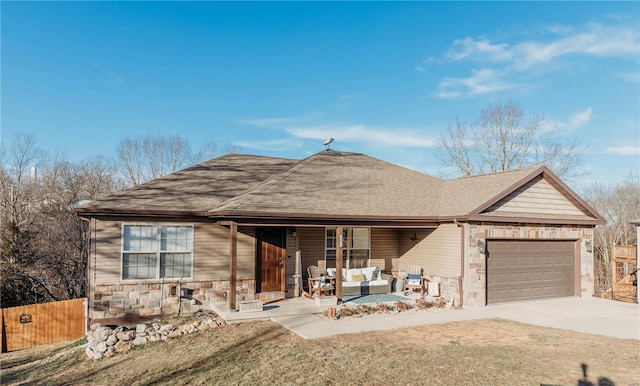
<box><xmin>487</xmin><ymin>240</ymin><xmax>575</xmax><ymax>304</ymax></box>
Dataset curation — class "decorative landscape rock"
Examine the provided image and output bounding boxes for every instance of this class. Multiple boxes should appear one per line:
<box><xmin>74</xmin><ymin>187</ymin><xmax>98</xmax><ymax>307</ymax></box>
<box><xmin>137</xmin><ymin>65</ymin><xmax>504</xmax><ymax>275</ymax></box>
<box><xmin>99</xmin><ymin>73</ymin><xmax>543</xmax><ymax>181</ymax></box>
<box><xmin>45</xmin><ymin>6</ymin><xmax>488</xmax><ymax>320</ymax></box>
<box><xmin>131</xmin><ymin>336</ymin><xmax>147</xmax><ymax>346</ymax></box>
<box><xmin>324</xmin><ymin>298</ymin><xmax>452</xmax><ymax>320</ymax></box>
<box><xmin>84</xmin><ymin>310</ymin><xmax>226</xmax><ymax>360</ymax></box>
<box><xmin>106</xmin><ymin>335</ymin><xmax>118</xmax><ymax>346</ymax></box>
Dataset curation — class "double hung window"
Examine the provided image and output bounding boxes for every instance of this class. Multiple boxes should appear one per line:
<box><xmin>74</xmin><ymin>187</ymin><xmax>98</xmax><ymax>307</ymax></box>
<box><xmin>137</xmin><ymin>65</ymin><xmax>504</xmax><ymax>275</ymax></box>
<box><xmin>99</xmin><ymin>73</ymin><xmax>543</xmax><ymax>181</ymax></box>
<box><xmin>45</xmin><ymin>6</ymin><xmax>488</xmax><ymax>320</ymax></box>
<box><xmin>122</xmin><ymin>224</ymin><xmax>193</xmax><ymax>280</ymax></box>
<box><xmin>325</xmin><ymin>227</ymin><xmax>370</xmax><ymax>269</ymax></box>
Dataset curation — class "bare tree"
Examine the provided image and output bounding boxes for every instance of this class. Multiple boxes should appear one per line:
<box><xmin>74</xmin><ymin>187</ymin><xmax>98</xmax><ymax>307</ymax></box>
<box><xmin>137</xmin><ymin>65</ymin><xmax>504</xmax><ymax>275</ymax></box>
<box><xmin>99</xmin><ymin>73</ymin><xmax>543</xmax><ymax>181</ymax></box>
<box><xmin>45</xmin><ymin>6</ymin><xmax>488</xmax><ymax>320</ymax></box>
<box><xmin>116</xmin><ymin>135</ymin><xmax>193</xmax><ymax>186</ymax></box>
<box><xmin>117</xmin><ymin>135</ymin><xmax>241</xmax><ymax>186</ymax></box>
<box><xmin>1</xmin><ymin>134</ymin><xmax>122</xmax><ymax>306</ymax></box>
<box><xmin>193</xmin><ymin>141</ymin><xmax>241</xmax><ymax>164</ymax></box>
<box><xmin>1</xmin><ymin>133</ymin><xmax>50</xmax><ymax>305</ymax></box>
<box><xmin>0</xmin><ymin>133</ymin><xmax>47</xmax><ymax>229</ymax></box>
<box><xmin>437</xmin><ymin>101</ymin><xmax>585</xmax><ymax>179</ymax></box>
<box><xmin>584</xmin><ymin>173</ymin><xmax>640</xmax><ymax>292</ymax></box>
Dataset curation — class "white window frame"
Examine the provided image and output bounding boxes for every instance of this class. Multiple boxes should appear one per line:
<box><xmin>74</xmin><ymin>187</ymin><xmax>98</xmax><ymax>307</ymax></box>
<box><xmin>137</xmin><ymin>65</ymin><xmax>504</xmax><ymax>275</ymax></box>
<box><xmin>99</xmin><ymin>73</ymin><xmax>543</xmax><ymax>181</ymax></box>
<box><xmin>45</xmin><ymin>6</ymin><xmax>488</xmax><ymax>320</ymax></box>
<box><xmin>121</xmin><ymin>223</ymin><xmax>194</xmax><ymax>280</ymax></box>
<box><xmin>324</xmin><ymin>227</ymin><xmax>371</xmax><ymax>269</ymax></box>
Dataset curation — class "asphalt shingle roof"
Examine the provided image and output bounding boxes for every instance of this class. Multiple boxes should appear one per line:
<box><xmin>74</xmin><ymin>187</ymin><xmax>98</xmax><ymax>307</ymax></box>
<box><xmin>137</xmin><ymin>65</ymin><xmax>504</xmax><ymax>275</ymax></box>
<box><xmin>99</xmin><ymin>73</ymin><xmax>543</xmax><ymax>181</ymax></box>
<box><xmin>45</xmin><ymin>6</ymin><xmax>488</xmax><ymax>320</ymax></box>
<box><xmin>212</xmin><ymin>150</ymin><xmax>443</xmax><ymax>217</ymax></box>
<box><xmin>77</xmin><ymin>153</ymin><xmax>297</xmax><ymax>213</ymax></box>
<box><xmin>76</xmin><ymin>150</ymin><xmax>600</xmax><ymax>223</ymax></box>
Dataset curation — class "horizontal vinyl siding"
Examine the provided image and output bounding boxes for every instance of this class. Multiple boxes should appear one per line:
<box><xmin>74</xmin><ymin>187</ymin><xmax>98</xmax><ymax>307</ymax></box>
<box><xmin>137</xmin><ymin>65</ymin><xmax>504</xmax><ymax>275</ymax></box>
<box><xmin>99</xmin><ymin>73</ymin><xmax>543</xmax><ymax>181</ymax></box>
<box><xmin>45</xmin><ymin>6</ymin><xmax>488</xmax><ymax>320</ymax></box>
<box><xmin>297</xmin><ymin>227</ymin><xmax>326</xmax><ymax>272</ymax></box>
<box><xmin>484</xmin><ymin>176</ymin><xmax>588</xmax><ymax>217</ymax></box>
<box><xmin>370</xmin><ymin>228</ymin><xmax>399</xmax><ymax>271</ymax></box>
<box><xmin>398</xmin><ymin>224</ymin><xmax>460</xmax><ymax>277</ymax></box>
<box><xmin>93</xmin><ymin>220</ymin><xmax>255</xmax><ymax>283</ymax></box>
<box><xmin>237</xmin><ymin>227</ymin><xmax>255</xmax><ymax>279</ymax></box>
<box><xmin>94</xmin><ymin>220</ymin><xmax>122</xmax><ymax>284</ymax></box>
<box><xmin>193</xmin><ymin>223</ymin><xmax>227</xmax><ymax>281</ymax></box>
<box><xmin>193</xmin><ymin>224</ymin><xmax>255</xmax><ymax>281</ymax></box>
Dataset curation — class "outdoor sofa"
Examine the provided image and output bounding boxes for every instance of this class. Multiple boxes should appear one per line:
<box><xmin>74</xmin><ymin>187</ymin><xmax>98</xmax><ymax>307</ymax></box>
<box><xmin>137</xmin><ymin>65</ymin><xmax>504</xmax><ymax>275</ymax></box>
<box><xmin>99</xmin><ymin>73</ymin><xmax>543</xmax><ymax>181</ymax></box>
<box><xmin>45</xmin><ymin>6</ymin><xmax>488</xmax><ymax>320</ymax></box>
<box><xmin>326</xmin><ymin>267</ymin><xmax>393</xmax><ymax>296</ymax></box>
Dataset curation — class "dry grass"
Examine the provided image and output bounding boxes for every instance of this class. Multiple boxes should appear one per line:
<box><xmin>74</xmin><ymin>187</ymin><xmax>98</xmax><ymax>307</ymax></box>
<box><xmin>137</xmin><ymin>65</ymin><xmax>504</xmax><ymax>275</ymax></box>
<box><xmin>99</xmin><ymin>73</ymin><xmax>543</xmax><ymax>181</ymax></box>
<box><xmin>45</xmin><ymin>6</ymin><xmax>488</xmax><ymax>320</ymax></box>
<box><xmin>1</xmin><ymin>318</ymin><xmax>639</xmax><ymax>386</ymax></box>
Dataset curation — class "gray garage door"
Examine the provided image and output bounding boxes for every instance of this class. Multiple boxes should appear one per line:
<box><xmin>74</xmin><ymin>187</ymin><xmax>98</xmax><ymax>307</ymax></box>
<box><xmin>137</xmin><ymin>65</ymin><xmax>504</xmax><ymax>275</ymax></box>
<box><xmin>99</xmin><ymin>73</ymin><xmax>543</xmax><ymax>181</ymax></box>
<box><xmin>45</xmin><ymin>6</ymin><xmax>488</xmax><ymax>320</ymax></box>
<box><xmin>486</xmin><ymin>240</ymin><xmax>575</xmax><ymax>304</ymax></box>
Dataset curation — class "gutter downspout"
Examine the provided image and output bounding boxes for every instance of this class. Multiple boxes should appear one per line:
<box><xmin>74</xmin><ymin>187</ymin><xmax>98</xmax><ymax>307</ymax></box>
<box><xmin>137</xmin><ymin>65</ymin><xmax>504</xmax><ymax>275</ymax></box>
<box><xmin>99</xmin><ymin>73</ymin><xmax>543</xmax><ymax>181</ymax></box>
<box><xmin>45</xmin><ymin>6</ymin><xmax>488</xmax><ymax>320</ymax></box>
<box><xmin>453</xmin><ymin>218</ymin><xmax>464</xmax><ymax>306</ymax></box>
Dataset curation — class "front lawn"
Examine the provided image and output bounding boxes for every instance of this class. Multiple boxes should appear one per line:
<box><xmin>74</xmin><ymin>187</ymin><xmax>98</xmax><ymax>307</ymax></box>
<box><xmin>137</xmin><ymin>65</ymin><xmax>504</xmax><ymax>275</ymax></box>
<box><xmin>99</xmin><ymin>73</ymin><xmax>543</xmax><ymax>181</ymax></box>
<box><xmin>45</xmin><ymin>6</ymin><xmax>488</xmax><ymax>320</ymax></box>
<box><xmin>1</xmin><ymin>318</ymin><xmax>638</xmax><ymax>385</ymax></box>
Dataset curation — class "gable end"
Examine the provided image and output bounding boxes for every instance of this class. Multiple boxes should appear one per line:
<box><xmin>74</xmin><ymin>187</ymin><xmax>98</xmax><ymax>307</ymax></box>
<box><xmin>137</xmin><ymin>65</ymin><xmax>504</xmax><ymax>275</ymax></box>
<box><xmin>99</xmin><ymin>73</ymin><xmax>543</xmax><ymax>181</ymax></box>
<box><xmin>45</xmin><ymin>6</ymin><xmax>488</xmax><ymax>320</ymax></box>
<box><xmin>478</xmin><ymin>174</ymin><xmax>595</xmax><ymax>220</ymax></box>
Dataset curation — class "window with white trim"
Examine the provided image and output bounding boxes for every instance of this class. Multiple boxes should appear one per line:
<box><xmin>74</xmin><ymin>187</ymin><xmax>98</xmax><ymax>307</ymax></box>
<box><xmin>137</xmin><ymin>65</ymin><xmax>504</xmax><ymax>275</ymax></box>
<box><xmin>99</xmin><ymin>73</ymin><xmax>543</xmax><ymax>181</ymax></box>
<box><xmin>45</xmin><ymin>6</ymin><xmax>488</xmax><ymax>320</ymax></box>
<box><xmin>325</xmin><ymin>227</ymin><xmax>370</xmax><ymax>269</ymax></box>
<box><xmin>122</xmin><ymin>224</ymin><xmax>193</xmax><ymax>280</ymax></box>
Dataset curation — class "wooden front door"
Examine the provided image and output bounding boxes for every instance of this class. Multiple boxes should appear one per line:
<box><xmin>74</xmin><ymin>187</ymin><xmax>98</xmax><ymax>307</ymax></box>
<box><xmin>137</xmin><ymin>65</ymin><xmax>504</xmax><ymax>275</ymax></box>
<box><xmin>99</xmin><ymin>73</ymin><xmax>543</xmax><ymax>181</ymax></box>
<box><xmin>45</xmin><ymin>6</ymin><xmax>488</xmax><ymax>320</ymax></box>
<box><xmin>257</xmin><ymin>228</ymin><xmax>286</xmax><ymax>293</ymax></box>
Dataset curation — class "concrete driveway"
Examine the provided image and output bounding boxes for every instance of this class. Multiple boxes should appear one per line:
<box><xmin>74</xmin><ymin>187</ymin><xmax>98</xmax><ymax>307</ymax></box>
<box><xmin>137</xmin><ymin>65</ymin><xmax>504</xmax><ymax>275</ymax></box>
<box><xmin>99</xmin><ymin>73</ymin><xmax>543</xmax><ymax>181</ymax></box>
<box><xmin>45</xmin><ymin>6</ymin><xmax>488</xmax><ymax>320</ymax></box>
<box><xmin>273</xmin><ymin>296</ymin><xmax>640</xmax><ymax>340</ymax></box>
<box><xmin>468</xmin><ymin>296</ymin><xmax>640</xmax><ymax>340</ymax></box>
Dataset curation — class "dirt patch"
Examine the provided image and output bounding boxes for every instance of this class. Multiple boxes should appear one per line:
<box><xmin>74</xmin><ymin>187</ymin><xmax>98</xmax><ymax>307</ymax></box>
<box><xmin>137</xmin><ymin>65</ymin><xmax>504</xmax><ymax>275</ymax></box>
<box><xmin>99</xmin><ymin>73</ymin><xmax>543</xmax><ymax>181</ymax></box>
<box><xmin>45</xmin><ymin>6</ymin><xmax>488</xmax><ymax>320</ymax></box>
<box><xmin>2</xmin><ymin>318</ymin><xmax>638</xmax><ymax>385</ymax></box>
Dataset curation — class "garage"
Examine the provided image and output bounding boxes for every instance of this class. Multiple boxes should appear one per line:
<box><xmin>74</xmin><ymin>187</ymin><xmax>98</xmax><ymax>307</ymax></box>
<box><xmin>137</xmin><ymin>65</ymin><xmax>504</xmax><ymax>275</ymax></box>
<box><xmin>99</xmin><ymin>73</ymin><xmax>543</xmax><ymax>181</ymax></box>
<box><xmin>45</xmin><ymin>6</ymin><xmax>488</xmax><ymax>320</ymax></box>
<box><xmin>486</xmin><ymin>240</ymin><xmax>576</xmax><ymax>304</ymax></box>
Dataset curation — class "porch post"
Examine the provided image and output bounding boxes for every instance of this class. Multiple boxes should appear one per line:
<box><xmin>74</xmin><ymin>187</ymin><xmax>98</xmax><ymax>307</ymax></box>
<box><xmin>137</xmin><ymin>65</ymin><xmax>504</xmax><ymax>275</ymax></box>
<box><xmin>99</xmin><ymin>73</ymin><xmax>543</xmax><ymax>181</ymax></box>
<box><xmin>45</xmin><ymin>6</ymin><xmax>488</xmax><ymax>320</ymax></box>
<box><xmin>336</xmin><ymin>226</ymin><xmax>343</xmax><ymax>301</ymax></box>
<box><xmin>229</xmin><ymin>222</ymin><xmax>238</xmax><ymax>311</ymax></box>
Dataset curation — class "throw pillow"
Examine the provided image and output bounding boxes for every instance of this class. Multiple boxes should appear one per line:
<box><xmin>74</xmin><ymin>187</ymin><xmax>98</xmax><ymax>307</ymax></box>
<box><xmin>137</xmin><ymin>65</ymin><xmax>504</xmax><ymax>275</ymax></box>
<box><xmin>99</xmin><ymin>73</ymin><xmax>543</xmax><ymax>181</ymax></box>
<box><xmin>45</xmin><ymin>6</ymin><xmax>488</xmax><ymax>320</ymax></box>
<box><xmin>407</xmin><ymin>273</ymin><xmax>422</xmax><ymax>285</ymax></box>
<box><xmin>362</xmin><ymin>267</ymin><xmax>376</xmax><ymax>281</ymax></box>
<box><xmin>350</xmin><ymin>273</ymin><xmax>365</xmax><ymax>282</ymax></box>
<box><xmin>346</xmin><ymin>268</ymin><xmax>362</xmax><ymax>281</ymax></box>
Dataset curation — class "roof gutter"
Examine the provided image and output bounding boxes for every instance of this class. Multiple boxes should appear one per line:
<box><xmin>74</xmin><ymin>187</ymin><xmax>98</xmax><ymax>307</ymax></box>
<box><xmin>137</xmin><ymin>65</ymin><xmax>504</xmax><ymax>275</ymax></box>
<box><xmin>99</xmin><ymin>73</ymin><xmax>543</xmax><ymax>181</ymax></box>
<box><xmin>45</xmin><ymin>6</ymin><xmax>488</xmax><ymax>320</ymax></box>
<box><xmin>74</xmin><ymin>208</ymin><xmax>209</xmax><ymax>218</ymax></box>
<box><xmin>453</xmin><ymin>218</ymin><xmax>464</xmax><ymax>307</ymax></box>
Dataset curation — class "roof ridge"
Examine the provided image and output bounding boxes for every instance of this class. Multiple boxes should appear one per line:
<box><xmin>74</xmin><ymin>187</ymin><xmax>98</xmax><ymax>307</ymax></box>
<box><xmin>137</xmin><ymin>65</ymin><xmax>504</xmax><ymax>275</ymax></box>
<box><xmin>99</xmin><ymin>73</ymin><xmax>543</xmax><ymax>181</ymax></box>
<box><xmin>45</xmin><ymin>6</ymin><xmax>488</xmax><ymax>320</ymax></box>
<box><xmin>209</xmin><ymin>153</ymin><xmax>315</xmax><ymax>211</ymax></box>
<box><xmin>211</xmin><ymin>150</ymin><xmax>445</xmax><ymax>213</ymax></box>
<box><xmin>451</xmin><ymin>165</ymin><xmax>542</xmax><ymax>180</ymax></box>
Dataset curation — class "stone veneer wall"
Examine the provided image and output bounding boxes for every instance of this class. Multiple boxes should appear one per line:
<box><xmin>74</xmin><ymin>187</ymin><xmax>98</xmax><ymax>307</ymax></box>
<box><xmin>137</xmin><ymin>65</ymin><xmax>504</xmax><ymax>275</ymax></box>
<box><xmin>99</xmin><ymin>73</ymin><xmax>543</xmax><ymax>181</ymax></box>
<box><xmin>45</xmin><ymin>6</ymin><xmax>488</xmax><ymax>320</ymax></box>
<box><xmin>91</xmin><ymin>279</ymin><xmax>255</xmax><ymax>319</ymax></box>
<box><xmin>422</xmin><ymin>274</ymin><xmax>460</xmax><ymax>306</ymax></box>
<box><xmin>465</xmin><ymin>223</ymin><xmax>594</xmax><ymax>308</ymax></box>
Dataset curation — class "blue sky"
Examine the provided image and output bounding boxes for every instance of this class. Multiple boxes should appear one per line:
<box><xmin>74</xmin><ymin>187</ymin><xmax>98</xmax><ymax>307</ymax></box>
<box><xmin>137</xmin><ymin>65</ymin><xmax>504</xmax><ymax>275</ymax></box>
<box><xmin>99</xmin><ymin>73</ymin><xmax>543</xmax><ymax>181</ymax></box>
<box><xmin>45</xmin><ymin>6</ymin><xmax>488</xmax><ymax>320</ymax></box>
<box><xmin>2</xmin><ymin>1</ymin><xmax>639</xmax><ymax>191</ymax></box>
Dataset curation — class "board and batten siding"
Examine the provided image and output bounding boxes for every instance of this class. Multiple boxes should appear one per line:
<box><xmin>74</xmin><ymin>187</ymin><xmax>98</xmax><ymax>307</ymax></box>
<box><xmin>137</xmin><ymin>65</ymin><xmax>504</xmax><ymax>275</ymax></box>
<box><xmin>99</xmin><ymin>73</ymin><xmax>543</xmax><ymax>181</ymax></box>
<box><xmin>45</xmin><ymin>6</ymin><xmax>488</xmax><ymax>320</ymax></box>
<box><xmin>482</xmin><ymin>175</ymin><xmax>590</xmax><ymax>218</ymax></box>
<box><xmin>398</xmin><ymin>224</ymin><xmax>461</xmax><ymax>277</ymax></box>
<box><xmin>92</xmin><ymin>220</ymin><xmax>255</xmax><ymax>284</ymax></box>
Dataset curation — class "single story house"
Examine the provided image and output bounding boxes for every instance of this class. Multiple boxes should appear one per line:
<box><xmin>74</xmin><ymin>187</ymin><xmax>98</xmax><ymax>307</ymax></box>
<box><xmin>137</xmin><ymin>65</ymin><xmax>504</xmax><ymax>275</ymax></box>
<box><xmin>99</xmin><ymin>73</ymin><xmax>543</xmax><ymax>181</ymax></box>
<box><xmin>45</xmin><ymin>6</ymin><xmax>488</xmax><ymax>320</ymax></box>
<box><xmin>75</xmin><ymin>150</ymin><xmax>605</xmax><ymax>320</ymax></box>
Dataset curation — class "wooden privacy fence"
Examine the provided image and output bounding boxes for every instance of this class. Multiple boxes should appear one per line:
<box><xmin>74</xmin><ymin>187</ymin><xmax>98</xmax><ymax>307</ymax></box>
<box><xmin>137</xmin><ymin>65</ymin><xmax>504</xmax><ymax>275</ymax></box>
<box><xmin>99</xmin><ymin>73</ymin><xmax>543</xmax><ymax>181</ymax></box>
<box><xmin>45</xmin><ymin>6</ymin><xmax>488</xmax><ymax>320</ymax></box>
<box><xmin>2</xmin><ymin>298</ymin><xmax>87</xmax><ymax>352</ymax></box>
<box><xmin>610</xmin><ymin>245</ymin><xmax>638</xmax><ymax>303</ymax></box>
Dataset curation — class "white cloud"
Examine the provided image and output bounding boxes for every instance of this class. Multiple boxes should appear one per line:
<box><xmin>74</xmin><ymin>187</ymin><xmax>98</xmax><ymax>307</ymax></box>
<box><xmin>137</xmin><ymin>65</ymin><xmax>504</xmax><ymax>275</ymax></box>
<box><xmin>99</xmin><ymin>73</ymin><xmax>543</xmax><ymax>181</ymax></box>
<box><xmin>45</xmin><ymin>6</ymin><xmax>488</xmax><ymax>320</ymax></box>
<box><xmin>512</xmin><ymin>26</ymin><xmax>639</xmax><ymax>69</ymax></box>
<box><xmin>446</xmin><ymin>37</ymin><xmax>512</xmax><ymax>62</ymax></box>
<box><xmin>288</xmin><ymin>125</ymin><xmax>436</xmax><ymax>148</ymax></box>
<box><xmin>437</xmin><ymin>68</ymin><xmax>518</xmax><ymax>98</ymax></box>
<box><xmin>566</xmin><ymin>108</ymin><xmax>592</xmax><ymax>131</ymax></box>
<box><xmin>241</xmin><ymin>115</ymin><xmax>437</xmax><ymax>149</ymax></box>
<box><xmin>431</xmin><ymin>23</ymin><xmax>640</xmax><ymax>97</ymax></box>
<box><xmin>605</xmin><ymin>145</ymin><xmax>640</xmax><ymax>156</ymax></box>
<box><xmin>547</xmin><ymin>108</ymin><xmax>594</xmax><ymax>134</ymax></box>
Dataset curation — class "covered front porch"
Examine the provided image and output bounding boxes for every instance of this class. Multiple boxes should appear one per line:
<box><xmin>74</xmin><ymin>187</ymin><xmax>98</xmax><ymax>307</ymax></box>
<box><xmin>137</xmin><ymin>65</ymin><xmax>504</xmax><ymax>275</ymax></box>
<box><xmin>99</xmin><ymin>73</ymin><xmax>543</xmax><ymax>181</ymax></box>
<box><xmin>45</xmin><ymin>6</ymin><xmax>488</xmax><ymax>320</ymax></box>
<box><xmin>219</xmin><ymin>220</ymin><xmax>459</xmax><ymax>313</ymax></box>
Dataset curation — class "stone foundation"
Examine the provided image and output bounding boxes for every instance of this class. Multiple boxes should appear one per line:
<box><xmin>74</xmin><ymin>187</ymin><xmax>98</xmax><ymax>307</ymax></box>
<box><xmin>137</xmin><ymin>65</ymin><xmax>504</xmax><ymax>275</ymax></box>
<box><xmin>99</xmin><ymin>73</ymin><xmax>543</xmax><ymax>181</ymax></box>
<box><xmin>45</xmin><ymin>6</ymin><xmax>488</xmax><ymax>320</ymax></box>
<box><xmin>91</xmin><ymin>279</ymin><xmax>256</xmax><ymax>319</ymax></box>
<box><xmin>423</xmin><ymin>274</ymin><xmax>460</xmax><ymax>305</ymax></box>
